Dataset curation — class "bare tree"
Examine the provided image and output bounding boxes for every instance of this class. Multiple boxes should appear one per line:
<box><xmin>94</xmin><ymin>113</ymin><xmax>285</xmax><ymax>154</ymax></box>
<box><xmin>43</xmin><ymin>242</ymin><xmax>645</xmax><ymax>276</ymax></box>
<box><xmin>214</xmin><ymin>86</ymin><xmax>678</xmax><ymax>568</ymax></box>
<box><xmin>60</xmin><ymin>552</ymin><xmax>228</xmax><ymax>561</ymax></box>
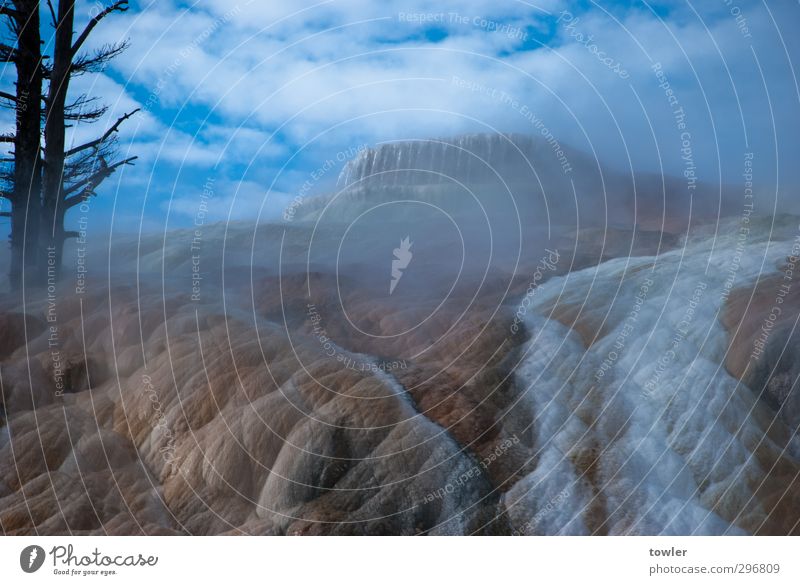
<box><xmin>1</xmin><ymin>0</ymin><xmax>43</xmax><ymax>290</ymax></box>
<box><xmin>41</xmin><ymin>0</ymin><xmax>136</xmax><ymax>277</ymax></box>
<box><xmin>1</xmin><ymin>0</ymin><xmax>136</xmax><ymax>288</ymax></box>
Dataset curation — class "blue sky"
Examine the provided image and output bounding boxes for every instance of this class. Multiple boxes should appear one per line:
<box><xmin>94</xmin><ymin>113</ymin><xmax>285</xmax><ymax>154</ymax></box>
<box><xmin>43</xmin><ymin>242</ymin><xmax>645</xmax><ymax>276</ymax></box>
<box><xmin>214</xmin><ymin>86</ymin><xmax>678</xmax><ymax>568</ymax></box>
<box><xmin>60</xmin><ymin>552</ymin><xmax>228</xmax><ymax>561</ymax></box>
<box><xmin>2</xmin><ymin>0</ymin><xmax>799</xmax><ymax>237</ymax></box>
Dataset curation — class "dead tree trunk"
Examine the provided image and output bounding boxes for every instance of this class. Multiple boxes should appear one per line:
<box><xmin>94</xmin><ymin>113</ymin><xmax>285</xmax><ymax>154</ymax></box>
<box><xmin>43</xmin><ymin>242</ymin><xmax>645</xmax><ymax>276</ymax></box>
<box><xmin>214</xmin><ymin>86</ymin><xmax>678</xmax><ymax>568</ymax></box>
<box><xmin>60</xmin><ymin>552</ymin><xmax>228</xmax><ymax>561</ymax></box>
<box><xmin>3</xmin><ymin>0</ymin><xmax>44</xmax><ymax>290</ymax></box>
<box><xmin>41</xmin><ymin>0</ymin><xmax>134</xmax><ymax>279</ymax></box>
<box><xmin>41</xmin><ymin>0</ymin><xmax>74</xmax><ymax>279</ymax></box>
<box><xmin>3</xmin><ymin>0</ymin><xmax>135</xmax><ymax>286</ymax></box>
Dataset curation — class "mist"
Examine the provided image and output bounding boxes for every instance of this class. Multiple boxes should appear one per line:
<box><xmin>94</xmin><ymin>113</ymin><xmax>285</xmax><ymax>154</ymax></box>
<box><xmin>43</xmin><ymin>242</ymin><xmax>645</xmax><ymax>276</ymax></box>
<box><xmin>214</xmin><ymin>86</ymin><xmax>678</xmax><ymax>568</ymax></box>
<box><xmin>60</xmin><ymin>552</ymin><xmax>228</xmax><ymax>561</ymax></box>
<box><xmin>2</xmin><ymin>0</ymin><xmax>800</xmax><ymax>541</ymax></box>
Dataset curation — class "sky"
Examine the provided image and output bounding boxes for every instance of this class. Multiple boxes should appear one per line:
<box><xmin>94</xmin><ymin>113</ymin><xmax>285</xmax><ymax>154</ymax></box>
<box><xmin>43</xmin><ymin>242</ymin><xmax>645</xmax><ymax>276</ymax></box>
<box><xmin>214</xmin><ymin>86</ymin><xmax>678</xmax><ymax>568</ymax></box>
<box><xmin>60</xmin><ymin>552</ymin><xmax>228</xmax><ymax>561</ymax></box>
<box><xmin>1</xmin><ymin>0</ymin><xmax>799</xmax><ymax>236</ymax></box>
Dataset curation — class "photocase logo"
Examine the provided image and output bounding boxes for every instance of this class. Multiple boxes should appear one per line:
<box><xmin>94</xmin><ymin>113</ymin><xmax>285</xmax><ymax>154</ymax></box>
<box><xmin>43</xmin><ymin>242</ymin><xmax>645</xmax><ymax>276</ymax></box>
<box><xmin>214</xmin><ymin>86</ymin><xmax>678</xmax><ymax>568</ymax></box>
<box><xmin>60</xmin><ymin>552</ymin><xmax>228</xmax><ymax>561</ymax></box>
<box><xmin>19</xmin><ymin>545</ymin><xmax>46</xmax><ymax>573</ymax></box>
<box><xmin>389</xmin><ymin>236</ymin><xmax>413</xmax><ymax>294</ymax></box>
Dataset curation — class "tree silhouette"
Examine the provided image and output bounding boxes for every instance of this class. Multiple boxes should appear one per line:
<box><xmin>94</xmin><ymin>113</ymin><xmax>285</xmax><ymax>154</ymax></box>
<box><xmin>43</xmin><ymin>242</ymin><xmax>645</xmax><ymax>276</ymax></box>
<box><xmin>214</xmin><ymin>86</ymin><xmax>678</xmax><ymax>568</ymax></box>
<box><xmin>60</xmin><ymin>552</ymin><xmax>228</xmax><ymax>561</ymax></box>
<box><xmin>1</xmin><ymin>0</ymin><xmax>137</xmax><ymax>289</ymax></box>
<box><xmin>0</xmin><ymin>0</ymin><xmax>44</xmax><ymax>290</ymax></box>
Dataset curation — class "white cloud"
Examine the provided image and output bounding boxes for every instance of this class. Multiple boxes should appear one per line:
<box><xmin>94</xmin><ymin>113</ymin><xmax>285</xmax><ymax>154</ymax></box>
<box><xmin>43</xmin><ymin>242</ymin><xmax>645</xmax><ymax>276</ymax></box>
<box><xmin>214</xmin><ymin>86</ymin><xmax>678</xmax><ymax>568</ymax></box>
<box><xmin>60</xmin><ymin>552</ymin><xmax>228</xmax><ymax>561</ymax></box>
<box><xmin>51</xmin><ymin>0</ymin><xmax>800</xmax><ymax>228</ymax></box>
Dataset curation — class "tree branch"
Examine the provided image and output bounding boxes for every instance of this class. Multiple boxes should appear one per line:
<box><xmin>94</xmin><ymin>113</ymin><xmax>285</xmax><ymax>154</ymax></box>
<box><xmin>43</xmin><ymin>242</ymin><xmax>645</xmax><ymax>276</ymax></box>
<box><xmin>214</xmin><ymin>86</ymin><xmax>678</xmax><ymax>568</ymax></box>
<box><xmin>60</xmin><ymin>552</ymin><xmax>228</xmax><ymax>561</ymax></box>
<box><xmin>63</xmin><ymin>155</ymin><xmax>137</xmax><ymax>206</ymax></box>
<box><xmin>71</xmin><ymin>40</ymin><xmax>129</xmax><ymax>75</ymax></box>
<box><xmin>64</xmin><ymin>103</ymin><xmax>107</xmax><ymax>122</ymax></box>
<box><xmin>65</xmin><ymin>108</ymin><xmax>139</xmax><ymax>157</ymax></box>
<box><xmin>45</xmin><ymin>0</ymin><xmax>57</xmax><ymax>28</ymax></box>
<box><xmin>71</xmin><ymin>1</ymin><xmax>129</xmax><ymax>57</ymax></box>
<box><xmin>0</xmin><ymin>42</ymin><xmax>17</xmax><ymax>62</ymax></box>
<box><xmin>0</xmin><ymin>8</ymin><xmax>19</xmax><ymax>20</ymax></box>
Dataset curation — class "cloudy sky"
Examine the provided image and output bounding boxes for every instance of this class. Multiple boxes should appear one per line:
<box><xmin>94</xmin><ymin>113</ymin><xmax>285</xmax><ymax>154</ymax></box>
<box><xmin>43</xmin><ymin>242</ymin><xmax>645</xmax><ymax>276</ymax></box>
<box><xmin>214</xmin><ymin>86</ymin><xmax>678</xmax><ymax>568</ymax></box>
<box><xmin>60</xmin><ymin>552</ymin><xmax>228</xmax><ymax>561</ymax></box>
<box><xmin>2</xmin><ymin>0</ymin><xmax>799</xmax><ymax>235</ymax></box>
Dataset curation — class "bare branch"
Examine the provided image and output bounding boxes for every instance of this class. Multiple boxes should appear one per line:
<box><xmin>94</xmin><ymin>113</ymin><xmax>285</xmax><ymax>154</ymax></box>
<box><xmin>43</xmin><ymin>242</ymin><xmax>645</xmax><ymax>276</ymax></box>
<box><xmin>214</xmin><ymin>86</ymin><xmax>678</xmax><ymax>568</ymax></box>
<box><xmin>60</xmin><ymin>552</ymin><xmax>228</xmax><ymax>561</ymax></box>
<box><xmin>71</xmin><ymin>40</ymin><xmax>129</xmax><ymax>75</ymax></box>
<box><xmin>0</xmin><ymin>42</ymin><xmax>17</xmax><ymax>62</ymax></box>
<box><xmin>45</xmin><ymin>0</ymin><xmax>57</xmax><ymax>28</ymax></box>
<box><xmin>64</xmin><ymin>93</ymin><xmax>102</xmax><ymax>110</ymax></box>
<box><xmin>64</xmin><ymin>138</ymin><xmax>116</xmax><ymax>182</ymax></box>
<box><xmin>64</xmin><ymin>155</ymin><xmax>137</xmax><ymax>206</ymax></box>
<box><xmin>64</xmin><ymin>96</ymin><xmax>108</xmax><ymax>122</ymax></box>
<box><xmin>65</xmin><ymin>108</ymin><xmax>139</xmax><ymax>157</ymax></box>
<box><xmin>71</xmin><ymin>1</ymin><xmax>129</xmax><ymax>57</ymax></box>
<box><xmin>0</xmin><ymin>6</ymin><xmax>19</xmax><ymax>19</ymax></box>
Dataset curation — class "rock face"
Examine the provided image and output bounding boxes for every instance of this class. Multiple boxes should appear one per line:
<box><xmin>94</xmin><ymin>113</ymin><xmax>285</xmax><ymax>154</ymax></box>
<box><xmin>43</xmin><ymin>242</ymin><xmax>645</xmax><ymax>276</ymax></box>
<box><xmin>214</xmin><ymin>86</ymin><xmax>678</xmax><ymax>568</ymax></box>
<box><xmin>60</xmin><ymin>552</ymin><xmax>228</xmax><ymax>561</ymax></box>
<box><xmin>0</xmin><ymin>312</ymin><xmax>46</xmax><ymax>360</ymax></box>
<box><xmin>300</xmin><ymin>133</ymin><xmax>739</xmax><ymax>234</ymax></box>
<box><xmin>336</xmin><ymin>133</ymin><xmax>584</xmax><ymax>189</ymax></box>
<box><xmin>722</xmin><ymin>259</ymin><xmax>800</xmax><ymax>429</ymax></box>
<box><xmin>1</xmin><ymin>134</ymin><xmax>797</xmax><ymax>536</ymax></box>
<box><xmin>0</xmin><ymin>269</ymin><xmax>531</xmax><ymax>534</ymax></box>
<box><xmin>499</xmin><ymin>214</ymin><xmax>800</xmax><ymax>535</ymax></box>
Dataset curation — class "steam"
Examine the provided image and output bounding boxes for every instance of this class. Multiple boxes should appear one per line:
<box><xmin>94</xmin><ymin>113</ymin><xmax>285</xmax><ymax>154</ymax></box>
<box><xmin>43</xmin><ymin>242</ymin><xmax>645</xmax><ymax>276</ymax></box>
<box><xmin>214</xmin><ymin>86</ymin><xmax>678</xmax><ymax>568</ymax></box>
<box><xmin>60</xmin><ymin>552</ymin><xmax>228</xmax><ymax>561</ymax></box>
<box><xmin>507</xmin><ymin>214</ymin><xmax>800</xmax><ymax>534</ymax></box>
